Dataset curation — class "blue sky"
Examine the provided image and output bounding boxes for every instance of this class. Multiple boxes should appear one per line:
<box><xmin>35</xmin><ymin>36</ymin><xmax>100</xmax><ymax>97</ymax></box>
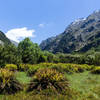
<box><xmin>0</xmin><ymin>0</ymin><xmax>100</xmax><ymax>44</ymax></box>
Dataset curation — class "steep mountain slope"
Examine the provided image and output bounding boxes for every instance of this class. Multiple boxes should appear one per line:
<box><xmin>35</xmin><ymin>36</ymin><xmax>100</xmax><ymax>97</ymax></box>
<box><xmin>40</xmin><ymin>10</ymin><xmax>100</xmax><ymax>53</ymax></box>
<box><xmin>10</xmin><ymin>40</ymin><xmax>18</xmax><ymax>46</ymax></box>
<box><xmin>0</xmin><ymin>31</ymin><xmax>11</xmax><ymax>45</ymax></box>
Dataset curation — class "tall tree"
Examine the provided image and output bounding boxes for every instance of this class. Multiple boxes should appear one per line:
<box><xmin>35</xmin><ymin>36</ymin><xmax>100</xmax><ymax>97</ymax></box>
<box><xmin>18</xmin><ymin>38</ymin><xmax>41</xmax><ymax>64</ymax></box>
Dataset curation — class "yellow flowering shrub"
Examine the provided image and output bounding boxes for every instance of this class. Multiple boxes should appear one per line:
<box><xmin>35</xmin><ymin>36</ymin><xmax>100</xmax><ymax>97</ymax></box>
<box><xmin>0</xmin><ymin>69</ymin><xmax>23</xmax><ymax>94</ymax></box>
<box><xmin>27</xmin><ymin>65</ymin><xmax>40</xmax><ymax>76</ymax></box>
<box><xmin>5</xmin><ymin>64</ymin><xmax>17</xmax><ymax>71</ymax></box>
<box><xmin>19</xmin><ymin>64</ymin><xmax>34</xmax><ymax>71</ymax></box>
<box><xmin>35</xmin><ymin>68</ymin><xmax>63</xmax><ymax>82</ymax></box>
<box><xmin>0</xmin><ymin>69</ymin><xmax>14</xmax><ymax>80</ymax></box>
<box><xmin>27</xmin><ymin>68</ymin><xmax>69</xmax><ymax>94</ymax></box>
<box><xmin>91</xmin><ymin>67</ymin><xmax>100</xmax><ymax>74</ymax></box>
<box><xmin>26</xmin><ymin>63</ymin><xmax>92</xmax><ymax>77</ymax></box>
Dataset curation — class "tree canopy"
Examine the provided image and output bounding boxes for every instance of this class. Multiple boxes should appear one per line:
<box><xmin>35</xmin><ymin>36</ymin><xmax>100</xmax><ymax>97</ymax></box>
<box><xmin>18</xmin><ymin>38</ymin><xmax>41</xmax><ymax>64</ymax></box>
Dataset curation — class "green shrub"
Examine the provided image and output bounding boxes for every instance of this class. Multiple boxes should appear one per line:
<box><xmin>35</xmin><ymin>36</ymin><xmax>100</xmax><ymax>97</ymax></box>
<box><xmin>18</xmin><ymin>64</ymin><xmax>27</xmax><ymax>71</ymax></box>
<box><xmin>27</xmin><ymin>68</ymin><xmax>69</xmax><ymax>94</ymax></box>
<box><xmin>51</xmin><ymin>63</ymin><xmax>85</xmax><ymax>74</ymax></box>
<box><xmin>18</xmin><ymin>64</ymin><xmax>34</xmax><ymax>71</ymax></box>
<box><xmin>27</xmin><ymin>63</ymin><xmax>56</xmax><ymax>76</ymax></box>
<box><xmin>27</xmin><ymin>65</ymin><xmax>39</xmax><ymax>76</ymax></box>
<box><xmin>0</xmin><ymin>69</ymin><xmax>23</xmax><ymax>94</ymax></box>
<box><xmin>5</xmin><ymin>64</ymin><xmax>17</xmax><ymax>71</ymax></box>
<box><xmin>79</xmin><ymin>64</ymin><xmax>93</xmax><ymax>71</ymax></box>
<box><xmin>64</xmin><ymin>64</ymin><xmax>92</xmax><ymax>73</ymax></box>
<box><xmin>91</xmin><ymin>67</ymin><xmax>100</xmax><ymax>74</ymax></box>
<box><xmin>64</xmin><ymin>64</ymin><xmax>79</xmax><ymax>73</ymax></box>
<box><xmin>27</xmin><ymin>63</ymin><xmax>92</xmax><ymax>76</ymax></box>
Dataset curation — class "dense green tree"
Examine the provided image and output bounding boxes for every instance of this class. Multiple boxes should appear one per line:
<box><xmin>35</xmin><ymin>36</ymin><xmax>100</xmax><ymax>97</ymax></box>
<box><xmin>0</xmin><ymin>44</ymin><xmax>21</xmax><ymax>67</ymax></box>
<box><xmin>18</xmin><ymin>38</ymin><xmax>41</xmax><ymax>64</ymax></box>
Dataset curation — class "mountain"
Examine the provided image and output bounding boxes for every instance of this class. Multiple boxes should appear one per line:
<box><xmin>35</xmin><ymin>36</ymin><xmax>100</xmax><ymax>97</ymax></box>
<box><xmin>0</xmin><ymin>31</ymin><xmax>11</xmax><ymax>45</ymax></box>
<box><xmin>40</xmin><ymin>10</ymin><xmax>100</xmax><ymax>53</ymax></box>
<box><xmin>0</xmin><ymin>31</ymin><xmax>18</xmax><ymax>46</ymax></box>
<box><xmin>10</xmin><ymin>40</ymin><xmax>18</xmax><ymax>46</ymax></box>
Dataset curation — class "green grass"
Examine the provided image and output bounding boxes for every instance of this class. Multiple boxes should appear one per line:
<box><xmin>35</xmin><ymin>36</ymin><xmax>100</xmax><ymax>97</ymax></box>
<box><xmin>66</xmin><ymin>71</ymin><xmax>100</xmax><ymax>99</ymax></box>
<box><xmin>1</xmin><ymin>68</ymin><xmax>100</xmax><ymax>100</ymax></box>
<box><xmin>15</xmin><ymin>71</ymin><xmax>31</xmax><ymax>84</ymax></box>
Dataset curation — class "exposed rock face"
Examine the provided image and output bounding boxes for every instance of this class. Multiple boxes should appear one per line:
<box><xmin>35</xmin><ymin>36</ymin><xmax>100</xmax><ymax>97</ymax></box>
<box><xmin>0</xmin><ymin>31</ymin><xmax>11</xmax><ymax>45</ymax></box>
<box><xmin>40</xmin><ymin>10</ymin><xmax>100</xmax><ymax>53</ymax></box>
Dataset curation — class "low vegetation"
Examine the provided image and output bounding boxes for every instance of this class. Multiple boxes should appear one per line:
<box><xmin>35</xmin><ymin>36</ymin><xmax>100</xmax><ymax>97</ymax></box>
<box><xmin>27</xmin><ymin>68</ymin><xmax>69</xmax><ymax>95</ymax></box>
<box><xmin>5</xmin><ymin>64</ymin><xmax>17</xmax><ymax>71</ymax></box>
<box><xmin>26</xmin><ymin>63</ymin><xmax>93</xmax><ymax>77</ymax></box>
<box><xmin>0</xmin><ymin>64</ymin><xmax>100</xmax><ymax>100</ymax></box>
<box><xmin>91</xmin><ymin>66</ymin><xmax>100</xmax><ymax>74</ymax></box>
<box><xmin>0</xmin><ymin>69</ymin><xmax>23</xmax><ymax>94</ymax></box>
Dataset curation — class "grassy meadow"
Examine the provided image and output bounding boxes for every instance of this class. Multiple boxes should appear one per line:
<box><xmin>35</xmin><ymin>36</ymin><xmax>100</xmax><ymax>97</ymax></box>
<box><xmin>0</xmin><ymin>63</ymin><xmax>100</xmax><ymax>100</ymax></box>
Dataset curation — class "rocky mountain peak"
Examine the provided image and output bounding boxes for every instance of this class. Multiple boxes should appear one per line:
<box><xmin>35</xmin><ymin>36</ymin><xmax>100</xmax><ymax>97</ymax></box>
<box><xmin>40</xmin><ymin>10</ymin><xmax>100</xmax><ymax>53</ymax></box>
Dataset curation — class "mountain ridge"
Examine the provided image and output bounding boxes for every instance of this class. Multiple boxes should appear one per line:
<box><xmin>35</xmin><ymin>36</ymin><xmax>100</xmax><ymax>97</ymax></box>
<box><xmin>40</xmin><ymin>10</ymin><xmax>100</xmax><ymax>53</ymax></box>
<box><xmin>0</xmin><ymin>31</ymin><xmax>11</xmax><ymax>45</ymax></box>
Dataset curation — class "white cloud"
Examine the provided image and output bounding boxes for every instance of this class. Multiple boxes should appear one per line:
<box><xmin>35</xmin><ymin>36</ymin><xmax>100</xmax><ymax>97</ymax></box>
<box><xmin>39</xmin><ymin>24</ymin><xmax>45</xmax><ymax>28</ymax></box>
<box><xmin>6</xmin><ymin>27</ymin><xmax>35</xmax><ymax>42</ymax></box>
